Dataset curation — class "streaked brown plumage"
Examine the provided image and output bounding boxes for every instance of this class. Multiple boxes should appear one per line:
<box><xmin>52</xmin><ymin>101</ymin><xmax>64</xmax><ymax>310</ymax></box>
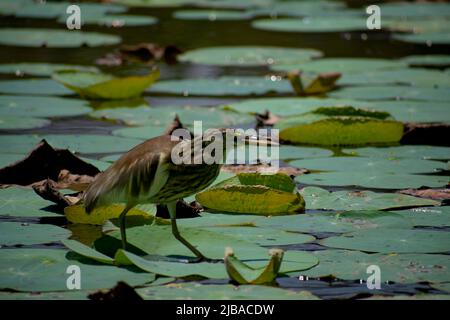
<box><xmin>84</xmin><ymin>133</ymin><xmax>223</xmax><ymax>261</ymax></box>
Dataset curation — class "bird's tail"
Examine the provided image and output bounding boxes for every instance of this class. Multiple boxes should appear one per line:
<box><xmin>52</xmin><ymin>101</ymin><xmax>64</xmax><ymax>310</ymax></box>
<box><xmin>83</xmin><ymin>173</ymin><xmax>107</xmax><ymax>214</ymax></box>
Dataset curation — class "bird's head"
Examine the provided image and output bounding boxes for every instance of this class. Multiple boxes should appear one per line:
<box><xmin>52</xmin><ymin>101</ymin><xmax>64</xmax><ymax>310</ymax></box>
<box><xmin>170</xmin><ymin>127</ymin><xmax>278</xmax><ymax>166</ymax></box>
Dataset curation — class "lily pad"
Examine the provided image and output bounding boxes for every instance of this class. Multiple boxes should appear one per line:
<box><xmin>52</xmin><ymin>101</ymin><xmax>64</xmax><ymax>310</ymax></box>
<box><xmin>380</xmin><ymin>2</ymin><xmax>450</xmax><ymax>18</ymax></box>
<box><xmin>78</xmin><ymin>14</ymin><xmax>158</xmax><ymax>27</ymax></box>
<box><xmin>0</xmin><ymin>153</ymin><xmax>25</xmax><ymax>168</ymax></box>
<box><xmin>178</xmin><ymin>46</ymin><xmax>322</xmax><ymax>67</ymax></box>
<box><xmin>339</xmin><ymin>68</ymin><xmax>450</xmax><ymax>88</ymax></box>
<box><xmin>0</xmin><ymin>187</ymin><xmax>60</xmax><ymax>218</ymax></box>
<box><xmin>329</xmin><ymin>85</ymin><xmax>450</xmax><ymax>102</ymax></box>
<box><xmin>92</xmin><ymin>105</ymin><xmax>254</xmax><ymax>127</ymax></box>
<box><xmin>0</xmin><ymin>222</ymin><xmax>71</xmax><ymax>246</ymax></box>
<box><xmin>0</xmin><ymin>95</ymin><xmax>91</xmax><ymax>118</ymax></box>
<box><xmin>297</xmin><ymin>172</ymin><xmax>448</xmax><ymax>190</ymax></box>
<box><xmin>0</xmin><ymin>63</ymin><xmax>98</xmax><ymax>77</ymax></box>
<box><xmin>277</xmin><ymin>116</ymin><xmax>403</xmax><ymax>146</ymax></box>
<box><xmin>272</xmin><ymin>58</ymin><xmax>406</xmax><ymax>73</ymax></box>
<box><xmin>0</xmin><ymin>28</ymin><xmax>121</xmax><ymax>48</ymax></box>
<box><xmin>41</xmin><ymin>134</ymin><xmax>143</xmax><ymax>154</ymax></box>
<box><xmin>0</xmin><ymin>116</ymin><xmax>50</xmax><ymax>130</ymax></box>
<box><xmin>279</xmin><ymin>146</ymin><xmax>333</xmax><ymax>160</ymax></box>
<box><xmin>393</xmin><ymin>32</ymin><xmax>450</xmax><ymax>45</ymax></box>
<box><xmin>52</xmin><ymin>70</ymin><xmax>160</xmax><ymax>100</ymax></box>
<box><xmin>107</xmin><ymin>224</ymin><xmax>268</xmax><ymax>260</ymax></box>
<box><xmin>112</xmin><ymin>126</ymin><xmax>166</xmax><ymax>140</ymax></box>
<box><xmin>226</xmin><ymin>97</ymin><xmax>371</xmax><ymax>117</ymax></box>
<box><xmin>64</xmin><ymin>204</ymin><xmax>157</xmax><ymax>225</ymax></box>
<box><xmin>174</xmin><ymin>10</ymin><xmax>252</xmax><ymax>21</ymax></box>
<box><xmin>321</xmin><ymin>228</ymin><xmax>450</xmax><ymax>253</ymax></box>
<box><xmin>291</xmin><ymin>157</ymin><xmax>446</xmax><ymax>174</ymax></box>
<box><xmin>196</xmin><ymin>173</ymin><xmax>305</xmax><ymax>215</ymax></box>
<box><xmin>365</xmin><ymin>100</ymin><xmax>450</xmax><ymax>123</ymax></box>
<box><xmin>343</xmin><ymin>145</ymin><xmax>450</xmax><ymax>160</ymax></box>
<box><xmin>300</xmin><ymin>187</ymin><xmax>439</xmax><ymax>211</ymax></box>
<box><xmin>0</xmin><ymin>79</ymin><xmax>72</xmax><ymax>96</ymax></box>
<box><xmin>255</xmin><ymin>211</ymin><xmax>411</xmax><ymax>234</ymax></box>
<box><xmin>252</xmin><ymin>17</ymin><xmax>368</xmax><ymax>33</ymax></box>
<box><xmin>200</xmin><ymin>226</ymin><xmax>315</xmax><ymax>246</ymax></box>
<box><xmin>0</xmin><ymin>290</ymin><xmax>89</xmax><ymax>300</ymax></box>
<box><xmin>149</xmin><ymin>76</ymin><xmax>293</xmax><ymax>96</ymax></box>
<box><xmin>0</xmin><ymin>248</ymin><xmax>155</xmax><ymax>292</ymax></box>
<box><xmin>298</xmin><ymin>250</ymin><xmax>450</xmax><ymax>284</ymax></box>
<box><xmin>395</xmin><ymin>206</ymin><xmax>450</xmax><ymax>228</ymax></box>
<box><xmin>401</xmin><ymin>55</ymin><xmax>450</xmax><ymax>68</ymax></box>
<box><xmin>137</xmin><ymin>282</ymin><xmax>319</xmax><ymax>300</ymax></box>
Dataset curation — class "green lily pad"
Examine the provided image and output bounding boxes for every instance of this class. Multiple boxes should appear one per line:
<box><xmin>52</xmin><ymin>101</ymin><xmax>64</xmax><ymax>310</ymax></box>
<box><xmin>226</xmin><ymin>97</ymin><xmax>371</xmax><ymax>117</ymax></box>
<box><xmin>199</xmin><ymin>226</ymin><xmax>315</xmax><ymax>246</ymax></box>
<box><xmin>365</xmin><ymin>100</ymin><xmax>450</xmax><ymax>123</ymax></box>
<box><xmin>179</xmin><ymin>214</ymin><xmax>263</xmax><ymax>232</ymax></box>
<box><xmin>291</xmin><ymin>156</ymin><xmax>446</xmax><ymax>174</ymax></box>
<box><xmin>0</xmin><ymin>222</ymin><xmax>71</xmax><ymax>246</ymax></box>
<box><xmin>252</xmin><ymin>17</ymin><xmax>368</xmax><ymax>33</ymax></box>
<box><xmin>343</xmin><ymin>145</ymin><xmax>450</xmax><ymax>160</ymax></box>
<box><xmin>41</xmin><ymin>134</ymin><xmax>143</xmax><ymax>154</ymax></box>
<box><xmin>0</xmin><ymin>187</ymin><xmax>60</xmax><ymax>218</ymax></box>
<box><xmin>53</xmin><ymin>70</ymin><xmax>160</xmax><ymax>100</ymax></box>
<box><xmin>0</xmin><ymin>134</ymin><xmax>143</xmax><ymax>155</ymax></box>
<box><xmin>255</xmin><ymin>211</ymin><xmax>411</xmax><ymax>234</ymax></box>
<box><xmin>271</xmin><ymin>58</ymin><xmax>406</xmax><ymax>73</ymax></box>
<box><xmin>279</xmin><ymin>146</ymin><xmax>333</xmax><ymax>160</ymax></box>
<box><xmin>339</xmin><ymin>68</ymin><xmax>450</xmax><ymax>88</ymax></box>
<box><xmin>385</xmin><ymin>18</ymin><xmax>450</xmax><ymax>34</ymax></box>
<box><xmin>77</xmin><ymin>14</ymin><xmax>158</xmax><ymax>27</ymax></box>
<box><xmin>330</xmin><ymin>85</ymin><xmax>450</xmax><ymax>102</ymax></box>
<box><xmin>106</xmin><ymin>224</ymin><xmax>270</xmax><ymax>261</ymax></box>
<box><xmin>0</xmin><ymin>95</ymin><xmax>91</xmax><ymax>118</ymax></box>
<box><xmin>92</xmin><ymin>105</ymin><xmax>254</xmax><ymax>127</ymax></box>
<box><xmin>149</xmin><ymin>76</ymin><xmax>293</xmax><ymax>96</ymax></box>
<box><xmin>380</xmin><ymin>2</ymin><xmax>450</xmax><ymax>18</ymax></box>
<box><xmin>6</xmin><ymin>1</ymin><xmax>126</xmax><ymax>19</ymax></box>
<box><xmin>297</xmin><ymin>172</ymin><xmax>448</xmax><ymax>190</ymax></box>
<box><xmin>137</xmin><ymin>282</ymin><xmax>319</xmax><ymax>300</ymax></box>
<box><xmin>321</xmin><ymin>228</ymin><xmax>450</xmax><ymax>253</ymax></box>
<box><xmin>248</xmin><ymin>1</ymin><xmax>348</xmax><ymax>18</ymax></box>
<box><xmin>0</xmin><ymin>153</ymin><xmax>25</xmax><ymax>168</ymax></box>
<box><xmin>401</xmin><ymin>55</ymin><xmax>450</xmax><ymax>68</ymax></box>
<box><xmin>277</xmin><ymin>116</ymin><xmax>403</xmax><ymax>146</ymax></box>
<box><xmin>178</xmin><ymin>46</ymin><xmax>322</xmax><ymax>67</ymax></box>
<box><xmin>298</xmin><ymin>250</ymin><xmax>450</xmax><ymax>284</ymax></box>
<box><xmin>395</xmin><ymin>207</ymin><xmax>450</xmax><ymax>228</ymax></box>
<box><xmin>0</xmin><ymin>28</ymin><xmax>121</xmax><ymax>48</ymax></box>
<box><xmin>112</xmin><ymin>126</ymin><xmax>166</xmax><ymax>140</ymax></box>
<box><xmin>225</xmin><ymin>247</ymin><xmax>283</xmax><ymax>284</ymax></box>
<box><xmin>174</xmin><ymin>10</ymin><xmax>251</xmax><ymax>20</ymax></box>
<box><xmin>64</xmin><ymin>203</ymin><xmax>157</xmax><ymax>225</ymax></box>
<box><xmin>300</xmin><ymin>187</ymin><xmax>439</xmax><ymax>211</ymax></box>
<box><xmin>0</xmin><ymin>248</ymin><xmax>155</xmax><ymax>292</ymax></box>
<box><xmin>393</xmin><ymin>32</ymin><xmax>450</xmax><ymax>45</ymax></box>
<box><xmin>62</xmin><ymin>239</ymin><xmax>116</xmax><ymax>265</ymax></box>
<box><xmin>0</xmin><ymin>63</ymin><xmax>98</xmax><ymax>77</ymax></box>
<box><xmin>0</xmin><ymin>116</ymin><xmax>50</xmax><ymax>130</ymax></box>
<box><xmin>196</xmin><ymin>173</ymin><xmax>305</xmax><ymax>215</ymax></box>
<box><xmin>0</xmin><ymin>79</ymin><xmax>72</xmax><ymax>96</ymax></box>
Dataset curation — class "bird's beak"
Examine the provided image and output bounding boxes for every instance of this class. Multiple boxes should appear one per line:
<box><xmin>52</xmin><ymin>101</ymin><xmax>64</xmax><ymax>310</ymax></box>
<box><xmin>244</xmin><ymin>135</ymin><xmax>279</xmax><ymax>146</ymax></box>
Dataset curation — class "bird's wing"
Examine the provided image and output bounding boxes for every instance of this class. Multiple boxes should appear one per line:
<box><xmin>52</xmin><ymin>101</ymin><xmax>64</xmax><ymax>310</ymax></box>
<box><xmin>84</xmin><ymin>151</ymin><xmax>170</xmax><ymax>211</ymax></box>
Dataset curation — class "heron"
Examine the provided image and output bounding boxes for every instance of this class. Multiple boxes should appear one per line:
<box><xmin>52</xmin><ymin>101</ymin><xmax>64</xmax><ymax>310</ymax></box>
<box><xmin>83</xmin><ymin>128</ymin><xmax>275</xmax><ymax>262</ymax></box>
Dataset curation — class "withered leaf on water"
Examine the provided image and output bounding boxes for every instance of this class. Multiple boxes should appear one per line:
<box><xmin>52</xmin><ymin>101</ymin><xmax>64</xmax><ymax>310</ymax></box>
<box><xmin>399</xmin><ymin>188</ymin><xmax>450</xmax><ymax>201</ymax></box>
<box><xmin>0</xmin><ymin>140</ymin><xmax>100</xmax><ymax>187</ymax></box>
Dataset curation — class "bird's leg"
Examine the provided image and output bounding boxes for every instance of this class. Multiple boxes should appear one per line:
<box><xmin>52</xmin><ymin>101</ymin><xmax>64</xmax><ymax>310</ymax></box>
<box><xmin>119</xmin><ymin>205</ymin><xmax>133</xmax><ymax>250</ymax></box>
<box><xmin>167</xmin><ymin>201</ymin><xmax>211</xmax><ymax>263</ymax></box>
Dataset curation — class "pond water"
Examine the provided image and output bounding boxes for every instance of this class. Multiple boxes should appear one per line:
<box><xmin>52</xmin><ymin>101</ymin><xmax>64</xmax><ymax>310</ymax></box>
<box><xmin>0</xmin><ymin>0</ymin><xmax>449</xmax><ymax>300</ymax></box>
